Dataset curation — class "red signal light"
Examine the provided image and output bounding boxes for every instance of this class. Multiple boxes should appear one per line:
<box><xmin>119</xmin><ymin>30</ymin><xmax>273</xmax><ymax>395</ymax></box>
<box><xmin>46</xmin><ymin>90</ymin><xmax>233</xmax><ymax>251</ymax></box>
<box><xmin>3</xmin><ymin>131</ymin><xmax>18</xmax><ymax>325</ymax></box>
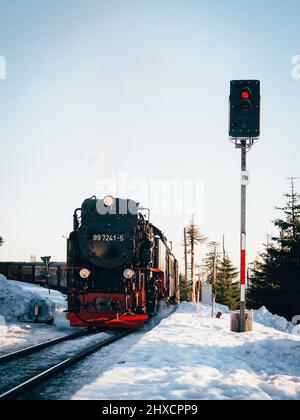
<box><xmin>241</xmin><ymin>90</ymin><xmax>250</xmax><ymax>99</ymax></box>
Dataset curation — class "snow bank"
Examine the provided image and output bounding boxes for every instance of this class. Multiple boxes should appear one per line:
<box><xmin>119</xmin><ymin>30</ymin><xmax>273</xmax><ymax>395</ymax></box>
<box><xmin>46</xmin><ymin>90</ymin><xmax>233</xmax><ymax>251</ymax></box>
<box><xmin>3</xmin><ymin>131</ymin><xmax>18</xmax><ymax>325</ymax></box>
<box><xmin>9</xmin><ymin>280</ymin><xmax>69</xmax><ymax>328</ymax></box>
<box><xmin>0</xmin><ymin>275</ymin><xmax>54</xmax><ymax>323</ymax></box>
<box><xmin>207</xmin><ymin>300</ymin><xmax>299</xmax><ymax>336</ymax></box>
<box><xmin>253</xmin><ymin>306</ymin><xmax>300</xmax><ymax>336</ymax></box>
<box><xmin>73</xmin><ymin>302</ymin><xmax>300</xmax><ymax>401</ymax></box>
<box><xmin>9</xmin><ymin>280</ymin><xmax>67</xmax><ymax>312</ymax></box>
<box><xmin>0</xmin><ymin>314</ymin><xmax>7</xmax><ymax>334</ymax></box>
<box><xmin>195</xmin><ymin>300</ymin><xmax>299</xmax><ymax>337</ymax></box>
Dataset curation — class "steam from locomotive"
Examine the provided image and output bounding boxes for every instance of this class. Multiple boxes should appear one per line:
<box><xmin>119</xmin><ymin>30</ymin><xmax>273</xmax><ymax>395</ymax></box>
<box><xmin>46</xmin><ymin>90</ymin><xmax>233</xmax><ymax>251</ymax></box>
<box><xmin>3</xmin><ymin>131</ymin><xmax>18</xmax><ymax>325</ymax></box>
<box><xmin>67</xmin><ymin>196</ymin><xmax>179</xmax><ymax>328</ymax></box>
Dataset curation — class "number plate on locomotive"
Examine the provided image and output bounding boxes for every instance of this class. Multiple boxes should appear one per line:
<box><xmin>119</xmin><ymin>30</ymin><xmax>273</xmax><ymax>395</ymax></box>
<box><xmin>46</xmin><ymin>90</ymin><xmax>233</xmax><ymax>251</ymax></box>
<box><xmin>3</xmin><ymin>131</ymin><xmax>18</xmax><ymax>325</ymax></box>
<box><xmin>92</xmin><ymin>234</ymin><xmax>125</xmax><ymax>242</ymax></box>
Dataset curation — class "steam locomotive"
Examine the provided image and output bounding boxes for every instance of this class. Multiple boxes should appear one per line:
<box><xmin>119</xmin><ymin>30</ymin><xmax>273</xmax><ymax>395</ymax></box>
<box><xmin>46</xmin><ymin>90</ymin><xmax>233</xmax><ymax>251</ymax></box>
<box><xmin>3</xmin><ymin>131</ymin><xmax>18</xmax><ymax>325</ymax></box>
<box><xmin>66</xmin><ymin>196</ymin><xmax>179</xmax><ymax>329</ymax></box>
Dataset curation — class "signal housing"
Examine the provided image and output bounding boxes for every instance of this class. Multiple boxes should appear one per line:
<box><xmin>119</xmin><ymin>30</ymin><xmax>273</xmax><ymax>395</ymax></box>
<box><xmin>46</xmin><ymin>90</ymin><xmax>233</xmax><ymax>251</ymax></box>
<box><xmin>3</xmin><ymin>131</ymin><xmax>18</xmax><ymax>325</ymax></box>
<box><xmin>229</xmin><ymin>80</ymin><xmax>260</xmax><ymax>139</ymax></box>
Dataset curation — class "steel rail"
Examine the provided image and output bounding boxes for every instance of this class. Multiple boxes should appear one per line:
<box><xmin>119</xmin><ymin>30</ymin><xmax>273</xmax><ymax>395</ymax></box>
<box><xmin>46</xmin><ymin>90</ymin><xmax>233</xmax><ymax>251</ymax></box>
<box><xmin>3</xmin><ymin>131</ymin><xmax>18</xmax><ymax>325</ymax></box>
<box><xmin>0</xmin><ymin>330</ymin><xmax>132</xmax><ymax>400</ymax></box>
<box><xmin>0</xmin><ymin>328</ymin><xmax>94</xmax><ymax>364</ymax></box>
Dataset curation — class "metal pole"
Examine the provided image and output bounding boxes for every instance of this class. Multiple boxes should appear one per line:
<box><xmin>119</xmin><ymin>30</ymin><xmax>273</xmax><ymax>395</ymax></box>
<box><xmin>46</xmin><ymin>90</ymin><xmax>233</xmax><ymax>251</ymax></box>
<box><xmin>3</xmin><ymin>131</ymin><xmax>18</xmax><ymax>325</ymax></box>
<box><xmin>46</xmin><ymin>261</ymin><xmax>51</xmax><ymax>295</ymax></box>
<box><xmin>212</xmin><ymin>244</ymin><xmax>217</xmax><ymax>318</ymax></box>
<box><xmin>184</xmin><ymin>228</ymin><xmax>189</xmax><ymax>298</ymax></box>
<box><xmin>240</xmin><ymin>141</ymin><xmax>247</xmax><ymax>331</ymax></box>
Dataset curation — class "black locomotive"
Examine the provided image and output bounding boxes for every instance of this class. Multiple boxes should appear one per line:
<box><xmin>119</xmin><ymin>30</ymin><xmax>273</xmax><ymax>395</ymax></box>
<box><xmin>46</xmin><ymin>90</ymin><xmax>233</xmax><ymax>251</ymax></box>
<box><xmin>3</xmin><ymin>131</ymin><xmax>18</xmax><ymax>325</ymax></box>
<box><xmin>67</xmin><ymin>196</ymin><xmax>179</xmax><ymax>328</ymax></box>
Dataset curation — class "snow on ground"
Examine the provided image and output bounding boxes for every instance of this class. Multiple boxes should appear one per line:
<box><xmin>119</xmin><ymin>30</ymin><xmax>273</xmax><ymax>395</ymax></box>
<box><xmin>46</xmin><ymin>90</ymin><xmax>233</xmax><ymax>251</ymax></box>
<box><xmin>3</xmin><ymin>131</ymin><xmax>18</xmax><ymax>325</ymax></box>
<box><xmin>73</xmin><ymin>303</ymin><xmax>300</xmax><ymax>401</ymax></box>
<box><xmin>29</xmin><ymin>302</ymin><xmax>176</xmax><ymax>400</ymax></box>
<box><xmin>0</xmin><ymin>277</ymin><xmax>72</xmax><ymax>354</ymax></box>
<box><xmin>1</xmin><ymin>276</ymin><xmax>299</xmax><ymax>400</ymax></box>
<box><xmin>9</xmin><ymin>280</ymin><xmax>69</xmax><ymax>329</ymax></box>
<box><xmin>0</xmin><ymin>275</ymin><xmax>54</xmax><ymax>324</ymax></box>
<box><xmin>253</xmin><ymin>306</ymin><xmax>300</xmax><ymax>336</ymax></box>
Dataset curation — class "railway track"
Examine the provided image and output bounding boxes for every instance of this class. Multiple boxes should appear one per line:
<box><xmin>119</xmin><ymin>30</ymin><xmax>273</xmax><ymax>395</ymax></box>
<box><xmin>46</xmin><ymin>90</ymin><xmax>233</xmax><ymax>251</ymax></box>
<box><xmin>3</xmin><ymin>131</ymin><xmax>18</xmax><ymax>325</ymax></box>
<box><xmin>0</xmin><ymin>329</ymin><xmax>93</xmax><ymax>364</ymax></box>
<box><xmin>0</xmin><ymin>330</ymin><xmax>133</xmax><ymax>400</ymax></box>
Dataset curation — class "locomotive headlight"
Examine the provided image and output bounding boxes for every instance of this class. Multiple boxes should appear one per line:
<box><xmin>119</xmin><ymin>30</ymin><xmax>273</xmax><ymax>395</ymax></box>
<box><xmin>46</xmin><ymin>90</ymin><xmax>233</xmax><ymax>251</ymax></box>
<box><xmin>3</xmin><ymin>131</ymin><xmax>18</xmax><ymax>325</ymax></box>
<box><xmin>123</xmin><ymin>268</ymin><xmax>134</xmax><ymax>279</ymax></box>
<box><xmin>79</xmin><ymin>268</ymin><xmax>91</xmax><ymax>279</ymax></box>
<box><xmin>103</xmin><ymin>195</ymin><xmax>115</xmax><ymax>207</ymax></box>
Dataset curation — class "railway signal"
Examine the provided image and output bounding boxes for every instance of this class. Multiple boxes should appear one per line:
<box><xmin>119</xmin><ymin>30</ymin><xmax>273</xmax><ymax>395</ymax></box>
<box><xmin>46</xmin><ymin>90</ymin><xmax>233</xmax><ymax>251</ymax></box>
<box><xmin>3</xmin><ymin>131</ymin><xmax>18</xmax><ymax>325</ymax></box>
<box><xmin>229</xmin><ymin>80</ymin><xmax>261</xmax><ymax>333</ymax></box>
<box><xmin>230</xmin><ymin>80</ymin><xmax>260</xmax><ymax>139</ymax></box>
<box><xmin>41</xmin><ymin>256</ymin><xmax>51</xmax><ymax>294</ymax></box>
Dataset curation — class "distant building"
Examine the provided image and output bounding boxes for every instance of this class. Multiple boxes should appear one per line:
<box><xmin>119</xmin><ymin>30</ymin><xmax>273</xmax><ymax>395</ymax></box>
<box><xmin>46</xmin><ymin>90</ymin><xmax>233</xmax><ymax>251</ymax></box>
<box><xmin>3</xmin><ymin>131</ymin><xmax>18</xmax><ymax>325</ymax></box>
<box><xmin>201</xmin><ymin>283</ymin><xmax>213</xmax><ymax>305</ymax></box>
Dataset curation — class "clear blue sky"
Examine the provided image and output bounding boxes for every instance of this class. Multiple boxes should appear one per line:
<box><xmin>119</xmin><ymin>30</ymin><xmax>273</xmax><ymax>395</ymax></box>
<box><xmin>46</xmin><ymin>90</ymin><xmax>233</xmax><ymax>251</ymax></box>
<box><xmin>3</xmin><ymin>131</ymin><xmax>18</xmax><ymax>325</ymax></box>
<box><xmin>0</xmin><ymin>0</ymin><xmax>299</xmax><ymax>268</ymax></box>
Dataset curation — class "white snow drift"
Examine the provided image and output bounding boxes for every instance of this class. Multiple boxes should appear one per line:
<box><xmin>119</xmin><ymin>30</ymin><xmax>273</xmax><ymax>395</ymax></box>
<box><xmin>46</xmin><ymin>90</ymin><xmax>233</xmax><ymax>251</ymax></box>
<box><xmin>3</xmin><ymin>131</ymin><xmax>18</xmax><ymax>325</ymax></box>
<box><xmin>0</xmin><ymin>275</ymin><xmax>54</xmax><ymax>323</ymax></box>
<box><xmin>254</xmin><ymin>306</ymin><xmax>300</xmax><ymax>336</ymax></box>
<box><xmin>73</xmin><ymin>303</ymin><xmax>300</xmax><ymax>401</ymax></box>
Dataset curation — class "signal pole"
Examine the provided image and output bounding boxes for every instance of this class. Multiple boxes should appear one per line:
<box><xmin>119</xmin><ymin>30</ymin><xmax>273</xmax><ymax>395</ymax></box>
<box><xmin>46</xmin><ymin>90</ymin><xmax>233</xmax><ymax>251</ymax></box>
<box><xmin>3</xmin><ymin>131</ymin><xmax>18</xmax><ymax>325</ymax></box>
<box><xmin>230</xmin><ymin>138</ymin><xmax>252</xmax><ymax>332</ymax></box>
<box><xmin>240</xmin><ymin>141</ymin><xmax>247</xmax><ymax>331</ymax></box>
<box><xmin>211</xmin><ymin>242</ymin><xmax>217</xmax><ymax>318</ymax></box>
<box><xmin>229</xmin><ymin>80</ymin><xmax>261</xmax><ymax>333</ymax></box>
<box><xmin>41</xmin><ymin>256</ymin><xmax>52</xmax><ymax>295</ymax></box>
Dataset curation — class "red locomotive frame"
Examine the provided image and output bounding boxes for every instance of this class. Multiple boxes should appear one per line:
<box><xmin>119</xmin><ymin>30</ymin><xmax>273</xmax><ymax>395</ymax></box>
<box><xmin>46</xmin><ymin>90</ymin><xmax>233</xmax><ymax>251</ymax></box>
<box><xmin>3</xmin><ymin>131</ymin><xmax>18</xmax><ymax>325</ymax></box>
<box><xmin>67</xmin><ymin>268</ymin><xmax>167</xmax><ymax>329</ymax></box>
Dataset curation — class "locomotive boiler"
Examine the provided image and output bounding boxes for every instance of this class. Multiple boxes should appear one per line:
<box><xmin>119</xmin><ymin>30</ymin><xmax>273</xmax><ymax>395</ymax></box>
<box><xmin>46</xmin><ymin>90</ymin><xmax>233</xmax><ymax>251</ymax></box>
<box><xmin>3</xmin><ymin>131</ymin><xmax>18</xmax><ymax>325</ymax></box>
<box><xmin>66</xmin><ymin>196</ymin><xmax>179</xmax><ymax>329</ymax></box>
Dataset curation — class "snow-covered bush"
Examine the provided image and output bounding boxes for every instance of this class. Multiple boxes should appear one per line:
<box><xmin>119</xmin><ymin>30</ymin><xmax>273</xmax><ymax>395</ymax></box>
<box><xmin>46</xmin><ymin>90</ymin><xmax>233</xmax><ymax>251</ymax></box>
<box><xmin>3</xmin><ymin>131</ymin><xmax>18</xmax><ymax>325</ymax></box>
<box><xmin>0</xmin><ymin>275</ymin><xmax>54</xmax><ymax>323</ymax></box>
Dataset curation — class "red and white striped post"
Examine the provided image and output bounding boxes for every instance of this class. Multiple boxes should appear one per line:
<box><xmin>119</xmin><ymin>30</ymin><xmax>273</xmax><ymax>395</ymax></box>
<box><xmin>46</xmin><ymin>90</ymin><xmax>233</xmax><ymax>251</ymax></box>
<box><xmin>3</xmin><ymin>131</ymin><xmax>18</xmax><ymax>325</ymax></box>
<box><xmin>240</xmin><ymin>142</ymin><xmax>248</xmax><ymax>331</ymax></box>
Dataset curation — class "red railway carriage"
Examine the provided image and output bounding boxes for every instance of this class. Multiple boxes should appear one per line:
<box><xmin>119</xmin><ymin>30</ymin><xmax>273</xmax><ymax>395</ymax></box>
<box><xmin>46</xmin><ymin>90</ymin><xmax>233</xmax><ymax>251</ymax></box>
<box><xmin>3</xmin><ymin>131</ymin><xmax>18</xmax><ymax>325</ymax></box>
<box><xmin>66</xmin><ymin>196</ymin><xmax>179</xmax><ymax>329</ymax></box>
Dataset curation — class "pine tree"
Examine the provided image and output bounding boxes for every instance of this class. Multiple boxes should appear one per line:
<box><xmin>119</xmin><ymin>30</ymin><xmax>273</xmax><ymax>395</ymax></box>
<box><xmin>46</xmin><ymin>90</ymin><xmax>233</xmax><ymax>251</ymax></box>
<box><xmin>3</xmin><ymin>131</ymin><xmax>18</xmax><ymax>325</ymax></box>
<box><xmin>183</xmin><ymin>228</ymin><xmax>189</xmax><ymax>296</ymax></box>
<box><xmin>204</xmin><ymin>242</ymin><xmax>221</xmax><ymax>286</ymax></box>
<box><xmin>249</xmin><ymin>179</ymin><xmax>300</xmax><ymax>320</ymax></box>
<box><xmin>204</xmin><ymin>242</ymin><xmax>239</xmax><ymax>310</ymax></box>
<box><xmin>179</xmin><ymin>273</ymin><xmax>192</xmax><ymax>302</ymax></box>
<box><xmin>185</xmin><ymin>218</ymin><xmax>206</xmax><ymax>302</ymax></box>
<box><xmin>275</xmin><ymin>178</ymin><xmax>300</xmax><ymax>243</ymax></box>
<box><xmin>217</xmin><ymin>256</ymin><xmax>240</xmax><ymax>310</ymax></box>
